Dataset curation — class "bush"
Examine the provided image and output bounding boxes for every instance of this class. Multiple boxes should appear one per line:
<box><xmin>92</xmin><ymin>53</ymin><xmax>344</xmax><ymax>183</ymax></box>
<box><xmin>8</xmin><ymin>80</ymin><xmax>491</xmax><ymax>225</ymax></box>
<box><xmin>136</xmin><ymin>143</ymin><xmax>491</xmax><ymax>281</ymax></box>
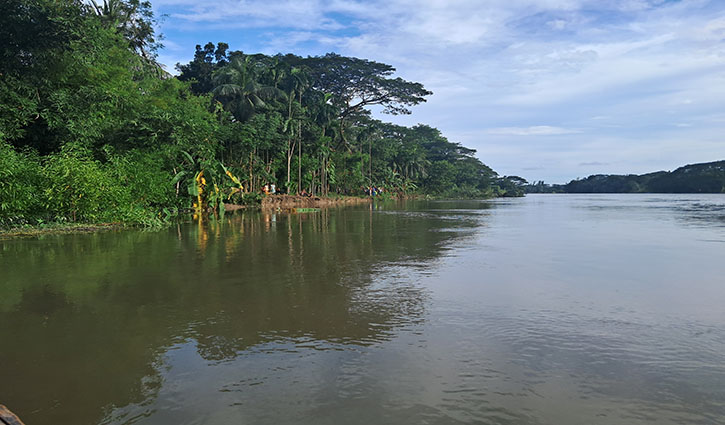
<box><xmin>228</xmin><ymin>191</ymin><xmax>262</xmax><ymax>206</ymax></box>
<box><xmin>0</xmin><ymin>142</ymin><xmax>44</xmax><ymax>225</ymax></box>
<box><xmin>106</xmin><ymin>149</ymin><xmax>177</xmax><ymax>211</ymax></box>
<box><xmin>42</xmin><ymin>145</ymin><xmax>130</xmax><ymax>222</ymax></box>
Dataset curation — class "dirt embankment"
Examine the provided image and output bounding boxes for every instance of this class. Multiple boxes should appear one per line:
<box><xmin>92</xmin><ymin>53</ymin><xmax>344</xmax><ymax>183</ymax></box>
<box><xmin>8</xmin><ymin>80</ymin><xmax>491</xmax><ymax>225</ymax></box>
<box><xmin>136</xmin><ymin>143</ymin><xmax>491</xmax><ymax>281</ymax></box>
<box><xmin>0</xmin><ymin>223</ymin><xmax>122</xmax><ymax>239</ymax></box>
<box><xmin>260</xmin><ymin>195</ymin><xmax>371</xmax><ymax>209</ymax></box>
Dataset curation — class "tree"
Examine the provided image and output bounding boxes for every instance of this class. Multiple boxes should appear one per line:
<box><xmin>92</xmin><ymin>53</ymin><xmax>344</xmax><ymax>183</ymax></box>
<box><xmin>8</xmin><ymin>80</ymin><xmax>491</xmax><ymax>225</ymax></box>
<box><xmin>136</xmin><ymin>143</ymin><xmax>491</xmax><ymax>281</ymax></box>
<box><xmin>0</xmin><ymin>0</ymin><xmax>86</xmax><ymax>74</ymax></box>
<box><xmin>280</xmin><ymin>66</ymin><xmax>310</xmax><ymax>192</ymax></box>
<box><xmin>87</xmin><ymin>0</ymin><xmax>161</xmax><ymax>61</ymax></box>
<box><xmin>305</xmin><ymin>53</ymin><xmax>432</xmax><ymax>147</ymax></box>
<box><xmin>176</xmin><ymin>42</ymin><xmax>229</xmax><ymax>95</ymax></box>
<box><xmin>212</xmin><ymin>54</ymin><xmax>284</xmax><ymax>123</ymax></box>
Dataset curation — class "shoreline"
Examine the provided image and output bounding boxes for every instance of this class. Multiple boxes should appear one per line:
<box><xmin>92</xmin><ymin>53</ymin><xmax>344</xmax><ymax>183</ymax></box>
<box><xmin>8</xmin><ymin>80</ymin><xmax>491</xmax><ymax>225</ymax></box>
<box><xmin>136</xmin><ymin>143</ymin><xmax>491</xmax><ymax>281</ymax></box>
<box><xmin>260</xmin><ymin>194</ymin><xmax>372</xmax><ymax>209</ymax></box>
<box><xmin>1</xmin><ymin>196</ymin><xmax>373</xmax><ymax>239</ymax></box>
<box><xmin>0</xmin><ymin>222</ymin><xmax>124</xmax><ymax>239</ymax></box>
<box><xmin>224</xmin><ymin>194</ymin><xmax>373</xmax><ymax>211</ymax></box>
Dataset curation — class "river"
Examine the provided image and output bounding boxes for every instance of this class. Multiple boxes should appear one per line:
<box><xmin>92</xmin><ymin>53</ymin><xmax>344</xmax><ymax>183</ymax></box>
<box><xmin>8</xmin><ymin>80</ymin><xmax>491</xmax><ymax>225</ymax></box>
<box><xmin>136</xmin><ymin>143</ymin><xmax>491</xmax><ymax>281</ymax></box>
<box><xmin>1</xmin><ymin>194</ymin><xmax>724</xmax><ymax>424</ymax></box>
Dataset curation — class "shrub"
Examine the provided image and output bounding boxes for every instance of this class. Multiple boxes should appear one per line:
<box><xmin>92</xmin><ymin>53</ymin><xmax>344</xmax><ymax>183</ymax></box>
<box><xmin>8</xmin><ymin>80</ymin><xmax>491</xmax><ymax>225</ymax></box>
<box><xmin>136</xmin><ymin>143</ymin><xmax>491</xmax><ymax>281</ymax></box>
<box><xmin>0</xmin><ymin>142</ymin><xmax>44</xmax><ymax>225</ymax></box>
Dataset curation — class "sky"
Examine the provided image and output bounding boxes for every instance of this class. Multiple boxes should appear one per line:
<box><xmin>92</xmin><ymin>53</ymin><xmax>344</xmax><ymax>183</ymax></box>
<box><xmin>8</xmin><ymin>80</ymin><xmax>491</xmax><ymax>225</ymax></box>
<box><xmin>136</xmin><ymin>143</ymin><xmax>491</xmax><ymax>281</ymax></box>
<box><xmin>151</xmin><ymin>0</ymin><xmax>725</xmax><ymax>183</ymax></box>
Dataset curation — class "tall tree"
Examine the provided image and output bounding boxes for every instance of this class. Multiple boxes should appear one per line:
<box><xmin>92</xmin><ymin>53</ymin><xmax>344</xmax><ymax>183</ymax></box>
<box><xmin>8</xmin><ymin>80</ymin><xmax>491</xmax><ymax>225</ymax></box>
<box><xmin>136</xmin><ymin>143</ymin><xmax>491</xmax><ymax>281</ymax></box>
<box><xmin>212</xmin><ymin>54</ymin><xmax>283</xmax><ymax>123</ymax></box>
<box><xmin>305</xmin><ymin>53</ymin><xmax>432</xmax><ymax>147</ymax></box>
<box><xmin>87</xmin><ymin>0</ymin><xmax>160</xmax><ymax>61</ymax></box>
<box><xmin>176</xmin><ymin>42</ymin><xmax>229</xmax><ymax>94</ymax></box>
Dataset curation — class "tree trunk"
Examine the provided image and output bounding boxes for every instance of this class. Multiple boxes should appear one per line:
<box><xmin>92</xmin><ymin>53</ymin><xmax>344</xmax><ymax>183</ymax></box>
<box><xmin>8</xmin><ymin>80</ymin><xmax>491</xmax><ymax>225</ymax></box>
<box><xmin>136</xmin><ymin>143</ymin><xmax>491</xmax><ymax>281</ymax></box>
<box><xmin>286</xmin><ymin>143</ymin><xmax>294</xmax><ymax>188</ymax></box>
<box><xmin>321</xmin><ymin>126</ymin><xmax>328</xmax><ymax>196</ymax></box>
<box><xmin>286</xmin><ymin>93</ymin><xmax>294</xmax><ymax>190</ymax></box>
<box><xmin>249</xmin><ymin>150</ymin><xmax>254</xmax><ymax>193</ymax></box>
<box><xmin>297</xmin><ymin>122</ymin><xmax>302</xmax><ymax>195</ymax></box>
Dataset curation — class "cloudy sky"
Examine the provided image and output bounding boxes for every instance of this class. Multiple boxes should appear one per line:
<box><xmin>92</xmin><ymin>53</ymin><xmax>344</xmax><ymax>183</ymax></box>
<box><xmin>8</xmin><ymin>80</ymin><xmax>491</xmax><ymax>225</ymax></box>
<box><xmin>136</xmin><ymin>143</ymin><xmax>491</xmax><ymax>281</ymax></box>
<box><xmin>152</xmin><ymin>0</ymin><xmax>725</xmax><ymax>183</ymax></box>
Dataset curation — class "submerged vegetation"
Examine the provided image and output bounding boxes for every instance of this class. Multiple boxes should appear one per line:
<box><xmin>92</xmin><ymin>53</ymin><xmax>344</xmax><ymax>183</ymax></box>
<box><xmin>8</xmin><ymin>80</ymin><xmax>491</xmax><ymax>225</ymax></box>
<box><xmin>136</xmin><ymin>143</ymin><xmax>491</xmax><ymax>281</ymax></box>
<box><xmin>0</xmin><ymin>0</ymin><xmax>523</xmax><ymax>228</ymax></box>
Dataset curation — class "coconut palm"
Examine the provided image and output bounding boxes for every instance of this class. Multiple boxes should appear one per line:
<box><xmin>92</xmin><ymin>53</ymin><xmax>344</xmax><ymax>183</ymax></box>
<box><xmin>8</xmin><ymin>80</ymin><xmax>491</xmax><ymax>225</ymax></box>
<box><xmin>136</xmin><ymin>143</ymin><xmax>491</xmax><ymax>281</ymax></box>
<box><xmin>280</xmin><ymin>67</ymin><xmax>310</xmax><ymax>193</ymax></box>
<box><xmin>87</xmin><ymin>0</ymin><xmax>159</xmax><ymax>61</ymax></box>
<box><xmin>212</xmin><ymin>55</ymin><xmax>284</xmax><ymax>123</ymax></box>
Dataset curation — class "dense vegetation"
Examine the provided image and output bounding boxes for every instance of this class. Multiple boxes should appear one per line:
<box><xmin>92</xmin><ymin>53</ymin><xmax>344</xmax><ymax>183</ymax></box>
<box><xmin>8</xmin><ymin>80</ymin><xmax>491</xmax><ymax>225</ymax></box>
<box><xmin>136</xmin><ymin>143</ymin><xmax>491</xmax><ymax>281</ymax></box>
<box><xmin>525</xmin><ymin>160</ymin><xmax>725</xmax><ymax>193</ymax></box>
<box><xmin>0</xmin><ymin>0</ymin><xmax>522</xmax><ymax>228</ymax></box>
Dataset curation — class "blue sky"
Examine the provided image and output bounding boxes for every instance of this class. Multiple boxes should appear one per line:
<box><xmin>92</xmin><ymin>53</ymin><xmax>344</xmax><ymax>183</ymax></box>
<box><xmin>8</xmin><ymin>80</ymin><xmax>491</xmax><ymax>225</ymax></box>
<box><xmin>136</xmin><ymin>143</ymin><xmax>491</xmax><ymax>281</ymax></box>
<box><xmin>151</xmin><ymin>0</ymin><xmax>725</xmax><ymax>183</ymax></box>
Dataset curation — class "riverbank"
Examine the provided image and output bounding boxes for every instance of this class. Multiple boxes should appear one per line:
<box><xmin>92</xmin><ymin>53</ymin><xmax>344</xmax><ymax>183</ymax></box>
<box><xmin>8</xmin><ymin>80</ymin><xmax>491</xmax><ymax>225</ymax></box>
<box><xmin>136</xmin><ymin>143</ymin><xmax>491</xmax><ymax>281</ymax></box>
<box><xmin>1</xmin><ymin>196</ymin><xmax>372</xmax><ymax>238</ymax></box>
<box><xmin>0</xmin><ymin>222</ymin><xmax>124</xmax><ymax>239</ymax></box>
<box><xmin>263</xmin><ymin>194</ymin><xmax>371</xmax><ymax>209</ymax></box>
<box><xmin>225</xmin><ymin>195</ymin><xmax>372</xmax><ymax>211</ymax></box>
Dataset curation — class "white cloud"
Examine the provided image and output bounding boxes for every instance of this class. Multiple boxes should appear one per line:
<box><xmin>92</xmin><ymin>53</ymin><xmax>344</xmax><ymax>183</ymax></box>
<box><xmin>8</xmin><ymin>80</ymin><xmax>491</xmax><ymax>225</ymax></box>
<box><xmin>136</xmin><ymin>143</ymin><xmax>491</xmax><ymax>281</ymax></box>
<box><xmin>154</xmin><ymin>0</ymin><xmax>725</xmax><ymax>181</ymax></box>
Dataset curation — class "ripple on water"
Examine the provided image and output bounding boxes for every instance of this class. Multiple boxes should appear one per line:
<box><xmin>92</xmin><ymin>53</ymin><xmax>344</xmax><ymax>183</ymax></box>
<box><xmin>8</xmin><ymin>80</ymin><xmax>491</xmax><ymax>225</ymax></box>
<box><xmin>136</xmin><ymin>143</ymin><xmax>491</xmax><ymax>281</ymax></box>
<box><xmin>425</xmin><ymin>303</ymin><xmax>725</xmax><ymax>424</ymax></box>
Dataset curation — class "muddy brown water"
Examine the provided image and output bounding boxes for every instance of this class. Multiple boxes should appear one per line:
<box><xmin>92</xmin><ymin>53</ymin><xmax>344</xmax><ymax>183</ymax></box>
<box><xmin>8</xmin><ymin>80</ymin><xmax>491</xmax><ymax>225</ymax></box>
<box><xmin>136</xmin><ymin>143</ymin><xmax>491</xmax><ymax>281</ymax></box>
<box><xmin>1</xmin><ymin>195</ymin><xmax>724</xmax><ymax>424</ymax></box>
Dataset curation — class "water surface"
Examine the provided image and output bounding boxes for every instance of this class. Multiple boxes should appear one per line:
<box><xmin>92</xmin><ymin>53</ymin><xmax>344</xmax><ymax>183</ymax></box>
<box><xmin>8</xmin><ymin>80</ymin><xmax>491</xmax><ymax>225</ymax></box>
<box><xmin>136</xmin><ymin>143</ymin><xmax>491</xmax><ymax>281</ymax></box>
<box><xmin>1</xmin><ymin>194</ymin><xmax>724</xmax><ymax>424</ymax></box>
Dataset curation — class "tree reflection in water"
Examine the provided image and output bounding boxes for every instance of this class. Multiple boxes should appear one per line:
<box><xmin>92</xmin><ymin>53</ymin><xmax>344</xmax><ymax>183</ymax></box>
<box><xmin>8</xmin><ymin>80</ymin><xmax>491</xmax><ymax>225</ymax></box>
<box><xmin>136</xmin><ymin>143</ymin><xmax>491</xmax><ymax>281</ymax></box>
<box><xmin>0</xmin><ymin>202</ymin><xmax>485</xmax><ymax>425</ymax></box>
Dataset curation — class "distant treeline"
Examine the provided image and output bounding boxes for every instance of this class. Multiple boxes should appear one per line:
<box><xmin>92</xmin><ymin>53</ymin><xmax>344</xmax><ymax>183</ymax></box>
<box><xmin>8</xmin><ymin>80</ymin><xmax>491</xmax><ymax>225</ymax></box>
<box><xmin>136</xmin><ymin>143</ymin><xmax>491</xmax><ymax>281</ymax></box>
<box><xmin>0</xmin><ymin>0</ymin><xmax>523</xmax><ymax>227</ymax></box>
<box><xmin>525</xmin><ymin>160</ymin><xmax>725</xmax><ymax>194</ymax></box>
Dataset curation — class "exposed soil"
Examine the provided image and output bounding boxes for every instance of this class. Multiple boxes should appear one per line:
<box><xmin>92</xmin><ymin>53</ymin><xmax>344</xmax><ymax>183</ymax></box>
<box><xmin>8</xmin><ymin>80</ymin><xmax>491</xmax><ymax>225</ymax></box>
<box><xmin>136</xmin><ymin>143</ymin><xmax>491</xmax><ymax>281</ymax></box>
<box><xmin>0</xmin><ymin>223</ymin><xmax>123</xmax><ymax>239</ymax></box>
<box><xmin>259</xmin><ymin>195</ymin><xmax>371</xmax><ymax>209</ymax></box>
<box><xmin>222</xmin><ymin>203</ymin><xmax>248</xmax><ymax>211</ymax></box>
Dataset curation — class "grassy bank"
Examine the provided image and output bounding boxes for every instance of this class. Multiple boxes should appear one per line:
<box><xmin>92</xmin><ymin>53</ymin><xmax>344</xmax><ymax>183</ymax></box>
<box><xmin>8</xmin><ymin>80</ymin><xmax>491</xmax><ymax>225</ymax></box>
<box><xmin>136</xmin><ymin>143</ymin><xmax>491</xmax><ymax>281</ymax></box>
<box><xmin>0</xmin><ymin>222</ymin><xmax>126</xmax><ymax>239</ymax></box>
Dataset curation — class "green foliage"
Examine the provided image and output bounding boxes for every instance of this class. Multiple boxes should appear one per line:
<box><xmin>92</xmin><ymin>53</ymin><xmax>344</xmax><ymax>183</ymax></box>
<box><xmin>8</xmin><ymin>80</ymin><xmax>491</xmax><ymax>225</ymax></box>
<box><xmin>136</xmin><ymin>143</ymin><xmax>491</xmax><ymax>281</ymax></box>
<box><xmin>0</xmin><ymin>143</ymin><xmax>162</xmax><ymax>226</ymax></box>
<box><xmin>228</xmin><ymin>192</ymin><xmax>262</xmax><ymax>206</ymax></box>
<box><xmin>493</xmin><ymin>176</ymin><xmax>527</xmax><ymax>197</ymax></box>
<box><xmin>560</xmin><ymin>161</ymin><xmax>725</xmax><ymax>193</ymax></box>
<box><xmin>0</xmin><ymin>0</ymin><xmax>86</xmax><ymax>74</ymax></box>
<box><xmin>106</xmin><ymin>148</ymin><xmax>176</xmax><ymax>209</ymax></box>
<box><xmin>529</xmin><ymin>161</ymin><xmax>725</xmax><ymax>194</ymax></box>
<box><xmin>0</xmin><ymin>0</ymin><xmax>515</xmax><ymax>230</ymax></box>
<box><xmin>0</xmin><ymin>143</ymin><xmax>44</xmax><ymax>225</ymax></box>
<box><xmin>306</xmin><ymin>53</ymin><xmax>432</xmax><ymax>117</ymax></box>
<box><xmin>42</xmin><ymin>146</ymin><xmax>161</xmax><ymax>224</ymax></box>
<box><xmin>0</xmin><ymin>75</ymin><xmax>39</xmax><ymax>141</ymax></box>
<box><xmin>86</xmin><ymin>0</ymin><xmax>161</xmax><ymax>62</ymax></box>
<box><xmin>176</xmin><ymin>42</ymin><xmax>229</xmax><ymax>94</ymax></box>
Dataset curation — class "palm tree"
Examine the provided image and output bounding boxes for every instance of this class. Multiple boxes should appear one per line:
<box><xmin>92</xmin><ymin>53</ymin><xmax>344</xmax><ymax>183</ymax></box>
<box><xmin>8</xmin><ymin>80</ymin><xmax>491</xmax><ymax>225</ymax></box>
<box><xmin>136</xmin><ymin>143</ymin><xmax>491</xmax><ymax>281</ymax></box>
<box><xmin>212</xmin><ymin>55</ymin><xmax>284</xmax><ymax>123</ymax></box>
<box><xmin>280</xmin><ymin>67</ymin><xmax>310</xmax><ymax>193</ymax></box>
<box><xmin>399</xmin><ymin>144</ymin><xmax>429</xmax><ymax>181</ymax></box>
<box><xmin>87</xmin><ymin>0</ymin><xmax>159</xmax><ymax>61</ymax></box>
<box><xmin>311</xmin><ymin>93</ymin><xmax>337</xmax><ymax>195</ymax></box>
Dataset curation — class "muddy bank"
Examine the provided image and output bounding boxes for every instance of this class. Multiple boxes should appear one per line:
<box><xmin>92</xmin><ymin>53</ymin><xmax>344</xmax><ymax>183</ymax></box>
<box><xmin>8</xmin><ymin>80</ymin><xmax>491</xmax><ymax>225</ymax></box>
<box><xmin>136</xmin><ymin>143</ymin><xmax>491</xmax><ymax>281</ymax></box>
<box><xmin>260</xmin><ymin>195</ymin><xmax>371</xmax><ymax>209</ymax></box>
<box><xmin>0</xmin><ymin>223</ymin><xmax>123</xmax><ymax>239</ymax></box>
<box><xmin>222</xmin><ymin>203</ymin><xmax>248</xmax><ymax>211</ymax></box>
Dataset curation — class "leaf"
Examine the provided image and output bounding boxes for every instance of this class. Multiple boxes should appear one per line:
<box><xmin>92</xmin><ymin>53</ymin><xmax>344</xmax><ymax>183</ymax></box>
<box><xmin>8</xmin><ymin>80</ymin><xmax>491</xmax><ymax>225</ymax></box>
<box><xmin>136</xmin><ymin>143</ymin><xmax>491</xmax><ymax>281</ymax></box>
<box><xmin>188</xmin><ymin>181</ymin><xmax>199</xmax><ymax>197</ymax></box>
<box><xmin>180</xmin><ymin>150</ymin><xmax>194</xmax><ymax>164</ymax></box>
<box><xmin>171</xmin><ymin>170</ymin><xmax>188</xmax><ymax>184</ymax></box>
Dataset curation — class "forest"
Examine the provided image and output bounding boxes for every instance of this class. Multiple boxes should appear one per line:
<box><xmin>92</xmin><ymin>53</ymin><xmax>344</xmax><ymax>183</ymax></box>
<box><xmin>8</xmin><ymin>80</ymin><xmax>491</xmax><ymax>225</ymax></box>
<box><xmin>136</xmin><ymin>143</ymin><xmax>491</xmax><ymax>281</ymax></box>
<box><xmin>525</xmin><ymin>160</ymin><xmax>725</xmax><ymax>193</ymax></box>
<box><xmin>0</xmin><ymin>0</ymin><xmax>524</xmax><ymax>228</ymax></box>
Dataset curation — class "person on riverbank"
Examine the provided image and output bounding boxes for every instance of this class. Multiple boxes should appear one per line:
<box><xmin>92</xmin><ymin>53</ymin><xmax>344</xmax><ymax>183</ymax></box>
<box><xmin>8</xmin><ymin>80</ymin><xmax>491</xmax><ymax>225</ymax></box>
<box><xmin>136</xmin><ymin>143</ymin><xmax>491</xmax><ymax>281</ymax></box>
<box><xmin>270</xmin><ymin>183</ymin><xmax>276</xmax><ymax>194</ymax></box>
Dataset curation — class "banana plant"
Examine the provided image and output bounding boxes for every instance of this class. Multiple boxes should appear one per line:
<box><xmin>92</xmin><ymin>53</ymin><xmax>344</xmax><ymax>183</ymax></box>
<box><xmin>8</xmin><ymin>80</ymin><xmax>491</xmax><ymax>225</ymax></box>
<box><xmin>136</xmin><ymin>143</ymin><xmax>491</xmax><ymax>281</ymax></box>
<box><xmin>221</xmin><ymin>163</ymin><xmax>244</xmax><ymax>199</ymax></box>
<box><xmin>175</xmin><ymin>151</ymin><xmax>250</xmax><ymax>216</ymax></box>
